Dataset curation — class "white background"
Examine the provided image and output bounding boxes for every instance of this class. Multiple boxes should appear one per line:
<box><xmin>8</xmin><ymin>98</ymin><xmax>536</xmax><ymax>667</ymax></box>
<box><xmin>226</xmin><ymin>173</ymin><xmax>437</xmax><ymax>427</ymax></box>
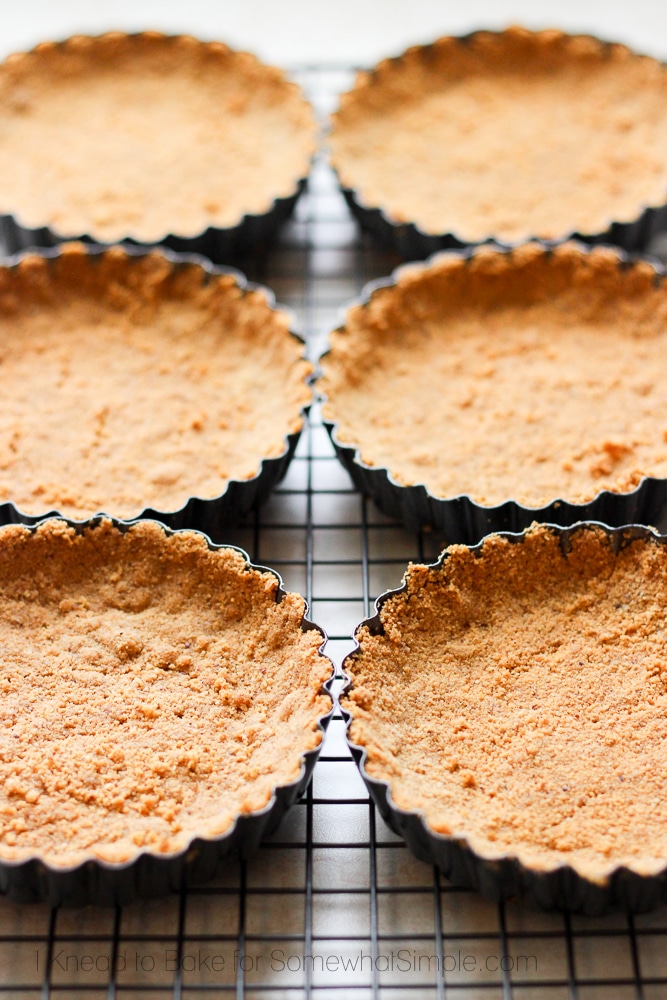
<box><xmin>2</xmin><ymin>0</ymin><xmax>666</xmax><ymax>65</ymax></box>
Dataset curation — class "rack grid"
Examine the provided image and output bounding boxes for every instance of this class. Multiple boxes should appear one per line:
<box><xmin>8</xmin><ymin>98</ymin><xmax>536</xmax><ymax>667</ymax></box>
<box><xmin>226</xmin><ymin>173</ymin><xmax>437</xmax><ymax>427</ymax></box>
<box><xmin>0</xmin><ymin>65</ymin><xmax>666</xmax><ymax>1000</ymax></box>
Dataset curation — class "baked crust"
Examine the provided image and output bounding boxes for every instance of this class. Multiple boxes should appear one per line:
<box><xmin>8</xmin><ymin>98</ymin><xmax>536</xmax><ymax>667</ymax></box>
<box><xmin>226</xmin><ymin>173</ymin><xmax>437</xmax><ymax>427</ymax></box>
<box><xmin>0</xmin><ymin>518</ymin><xmax>332</xmax><ymax>867</ymax></box>
<box><xmin>0</xmin><ymin>32</ymin><xmax>317</xmax><ymax>243</ymax></box>
<box><xmin>320</xmin><ymin>242</ymin><xmax>667</xmax><ymax>507</ymax></box>
<box><xmin>329</xmin><ymin>27</ymin><xmax>667</xmax><ymax>244</ymax></box>
<box><xmin>343</xmin><ymin>524</ymin><xmax>667</xmax><ymax>883</ymax></box>
<box><xmin>0</xmin><ymin>244</ymin><xmax>311</xmax><ymax>519</ymax></box>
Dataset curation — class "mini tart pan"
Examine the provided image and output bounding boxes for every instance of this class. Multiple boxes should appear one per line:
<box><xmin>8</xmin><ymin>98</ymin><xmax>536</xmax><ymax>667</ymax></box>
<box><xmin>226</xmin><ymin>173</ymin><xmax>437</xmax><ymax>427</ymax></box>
<box><xmin>0</xmin><ymin>243</ymin><xmax>311</xmax><ymax>532</ymax></box>
<box><xmin>320</xmin><ymin>241</ymin><xmax>667</xmax><ymax>543</ymax></box>
<box><xmin>342</xmin><ymin>522</ymin><xmax>667</xmax><ymax>914</ymax></box>
<box><xmin>0</xmin><ymin>32</ymin><xmax>317</xmax><ymax>264</ymax></box>
<box><xmin>328</xmin><ymin>27</ymin><xmax>667</xmax><ymax>258</ymax></box>
<box><xmin>0</xmin><ymin>516</ymin><xmax>334</xmax><ymax>906</ymax></box>
<box><xmin>0</xmin><ymin>188</ymin><xmax>306</xmax><ymax>266</ymax></box>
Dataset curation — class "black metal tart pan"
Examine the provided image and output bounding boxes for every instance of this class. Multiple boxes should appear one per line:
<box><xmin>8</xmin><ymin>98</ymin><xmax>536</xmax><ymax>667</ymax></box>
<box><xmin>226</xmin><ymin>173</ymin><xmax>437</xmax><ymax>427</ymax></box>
<box><xmin>0</xmin><ymin>32</ymin><xmax>315</xmax><ymax>265</ymax></box>
<box><xmin>0</xmin><ymin>242</ymin><xmax>311</xmax><ymax>536</ymax></box>
<box><xmin>0</xmin><ymin>185</ymin><xmax>307</xmax><ymax>267</ymax></box>
<box><xmin>0</xmin><ymin>516</ymin><xmax>334</xmax><ymax>907</ymax></box>
<box><xmin>342</xmin><ymin>521</ymin><xmax>667</xmax><ymax>915</ymax></box>
<box><xmin>329</xmin><ymin>28</ymin><xmax>667</xmax><ymax>259</ymax></box>
<box><xmin>320</xmin><ymin>241</ymin><xmax>667</xmax><ymax>544</ymax></box>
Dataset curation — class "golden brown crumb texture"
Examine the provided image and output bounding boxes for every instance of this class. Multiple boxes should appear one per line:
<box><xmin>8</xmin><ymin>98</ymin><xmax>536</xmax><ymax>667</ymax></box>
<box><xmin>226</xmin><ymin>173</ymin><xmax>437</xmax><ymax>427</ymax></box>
<box><xmin>343</xmin><ymin>524</ymin><xmax>667</xmax><ymax>881</ymax></box>
<box><xmin>0</xmin><ymin>32</ymin><xmax>317</xmax><ymax>242</ymax></box>
<box><xmin>329</xmin><ymin>27</ymin><xmax>667</xmax><ymax>242</ymax></box>
<box><xmin>0</xmin><ymin>244</ymin><xmax>311</xmax><ymax>518</ymax></box>
<box><xmin>0</xmin><ymin>519</ymin><xmax>331</xmax><ymax>866</ymax></box>
<box><xmin>320</xmin><ymin>243</ymin><xmax>667</xmax><ymax>507</ymax></box>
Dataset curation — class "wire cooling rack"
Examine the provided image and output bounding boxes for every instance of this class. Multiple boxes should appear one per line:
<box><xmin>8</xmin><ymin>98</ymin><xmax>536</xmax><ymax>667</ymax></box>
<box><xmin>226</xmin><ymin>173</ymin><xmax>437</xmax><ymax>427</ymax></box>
<box><xmin>1</xmin><ymin>65</ymin><xmax>667</xmax><ymax>1000</ymax></box>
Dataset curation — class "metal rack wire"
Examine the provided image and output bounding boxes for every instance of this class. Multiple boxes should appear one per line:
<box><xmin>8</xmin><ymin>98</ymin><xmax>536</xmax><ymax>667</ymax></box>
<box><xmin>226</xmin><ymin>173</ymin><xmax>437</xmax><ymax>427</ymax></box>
<box><xmin>0</xmin><ymin>65</ymin><xmax>666</xmax><ymax>1000</ymax></box>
